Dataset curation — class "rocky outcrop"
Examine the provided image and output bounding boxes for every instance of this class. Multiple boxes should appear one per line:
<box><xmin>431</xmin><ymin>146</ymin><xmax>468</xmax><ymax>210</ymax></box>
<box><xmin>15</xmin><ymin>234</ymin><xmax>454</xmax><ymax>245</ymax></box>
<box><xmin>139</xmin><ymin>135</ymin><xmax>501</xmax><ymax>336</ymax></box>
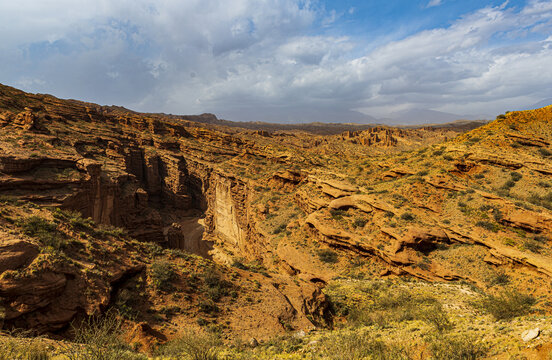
<box><xmin>341</xmin><ymin>127</ymin><xmax>401</xmax><ymax>147</ymax></box>
<box><xmin>0</xmin><ymin>235</ymin><xmax>39</xmax><ymax>274</ymax></box>
<box><xmin>499</xmin><ymin>208</ymin><xmax>552</xmax><ymax>234</ymax></box>
<box><xmin>270</xmin><ymin>170</ymin><xmax>306</xmax><ymax>190</ymax></box>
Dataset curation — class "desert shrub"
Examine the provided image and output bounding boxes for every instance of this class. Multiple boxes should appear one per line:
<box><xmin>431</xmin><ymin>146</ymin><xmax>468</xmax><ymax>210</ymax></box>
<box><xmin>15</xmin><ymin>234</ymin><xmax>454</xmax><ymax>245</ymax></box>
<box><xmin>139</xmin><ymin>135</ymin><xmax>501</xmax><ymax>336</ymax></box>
<box><xmin>417</xmin><ymin>170</ymin><xmax>429</xmax><ymax>176</ymax></box>
<box><xmin>150</xmin><ymin>261</ymin><xmax>175</xmax><ymax>292</ymax></box>
<box><xmin>474</xmin><ymin>173</ymin><xmax>485</xmax><ymax>179</ymax></box>
<box><xmin>16</xmin><ymin>216</ymin><xmax>66</xmax><ymax>250</ymax></box>
<box><xmin>538</xmin><ymin>148</ymin><xmax>552</xmax><ymax>157</ymax></box>
<box><xmin>330</xmin><ymin>209</ymin><xmax>348</xmax><ymax>220</ymax></box>
<box><xmin>155</xmin><ymin>331</ymin><xmax>221</xmax><ymax>360</ymax></box>
<box><xmin>231</xmin><ymin>260</ymin><xmax>248</xmax><ymax>270</ymax></box>
<box><xmin>198</xmin><ymin>299</ymin><xmax>219</xmax><ymax>314</ymax></box>
<box><xmin>523</xmin><ymin>239</ymin><xmax>542</xmax><ymax>253</ymax></box>
<box><xmin>272</xmin><ymin>223</ymin><xmax>287</xmax><ymax>234</ymax></box>
<box><xmin>487</xmin><ymin>271</ymin><xmax>510</xmax><ymax>286</ymax></box>
<box><xmin>419</xmin><ymin>303</ymin><xmax>453</xmax><ymax>333</ymax></box>
<box><xmin>496</xmin><ymin>114</ymin><xmax>506</xmax><ymax>120</ymax></box>
<box><xmin>475</xmin><ymin>220</ymin><xmax>500</xmax><ymax>232</ymax></box>
<box><xmin>502</xmin><ymin>179</ymin><xmax>516</xmax><ymax>189</ymax></box>
<box><xmin>527</xmin><ymin>192</ymin><xmax>552</xmax><ymax>210</ymax></box>
<box><xmin>510</xmin><ymin>171</ymin><xmax>522</xmax><ymax>182</ymax></box>
<box><xmin>319</xmin><ymin>331</ymin><xmax>411</xmax><ymax>360</ymax></box>
<box><xmin>400</xmin><ymin>212</ymin><xmax>415</xmax><ymax>221</ymax></box>
<box><xmin>95</xmin><ymin>224</ymin><xmax>127</xmax><ymax>238</ymax></box>
<box><xmin>201</xmin><ymin>267</ymin><xmax>232</xmax><ymax>302</ymax></box>
<box><xmin>352</xmin><ymin>217</ymin><xmax>367</xmax><ymax>228</ymax></box>
<box><xmin>0</xmin><ymin>335</ymin><xmax>51</xmax><ymax>360</ymax></box>
<box><xmin>428</xmin><ymin>334</ymin><xmax>487</xmax><ymax>360</ymax></box>
<box><xmin>317</xmin><ymin>249</ymin><xmax>338</xmax><ymax>264</ymax></box>
<box><xmin>61</xmin><ymin>310</ymin><xmax>144</xmax><ymax>360</ymax></box>
<box><xmin>338</xmin><ymin>284</ymin><xmax>451</xmax><ymax>331</ymax></box>
<box><xmin>53</xmin><ymin>209</ymin><xmax>95</xmax><ymax>231</ymax></box>
<box><xmin>472</xmin><ymin>288</ymin><xmax>535</xmax><ymax>321</ymax></box>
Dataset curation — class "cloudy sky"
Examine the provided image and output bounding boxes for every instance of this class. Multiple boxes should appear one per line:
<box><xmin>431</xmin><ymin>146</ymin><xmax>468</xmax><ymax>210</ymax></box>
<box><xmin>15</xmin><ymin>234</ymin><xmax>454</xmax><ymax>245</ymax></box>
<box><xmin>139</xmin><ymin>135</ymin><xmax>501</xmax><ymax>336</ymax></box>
<box><xmin>1</xmin><ymin>0</ymin><xmax>551</xmax><ymax>123</ymax></box>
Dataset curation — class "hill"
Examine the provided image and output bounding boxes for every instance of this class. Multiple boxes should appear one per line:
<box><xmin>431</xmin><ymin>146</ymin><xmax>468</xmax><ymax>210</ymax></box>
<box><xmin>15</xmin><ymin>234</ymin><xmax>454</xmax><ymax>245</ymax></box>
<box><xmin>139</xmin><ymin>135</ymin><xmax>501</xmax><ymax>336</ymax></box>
<box><xmin>0</xmin><ymin>83</ymin><xmax>552</xmax><ymax>359</ymax></box>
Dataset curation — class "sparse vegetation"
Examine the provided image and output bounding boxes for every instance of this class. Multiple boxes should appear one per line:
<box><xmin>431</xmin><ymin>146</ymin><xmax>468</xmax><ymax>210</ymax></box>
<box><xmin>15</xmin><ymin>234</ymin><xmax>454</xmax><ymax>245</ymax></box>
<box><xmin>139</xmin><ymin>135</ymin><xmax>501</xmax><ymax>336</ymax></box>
<box><xmin>351</xmin><ymin>217</ymin><xmax>367</xmax><ymax>228</ymax></box>
<box><xmin>150</xmin><ymin>260</ymin><xmax>175</xmax><ymax>292</ymax></box>
<box><xmin>538</xmin><ymin>148</ymin><xmax>552</xmax><ymax>157</ymax></box>
<box><xmin>400</xmin><ymin>212</ymin><xmax>415</xmax><ymax>221</ymax></box>
<box><xmin>319</xmin><ymin>332</ymin><xmax>411</xmax><ymax>360</ymax></box>
<box><xmin>475</xmin><ymin>220</ymin><xmax>500</xmax><ymax>232</ymax></box>
<box><xmin>16</xmin><ymin>216</ymin><xmax>66</xmax><ymax>251</ymax></box>
<box><xmin>317</xmin><ymin>249</ymin><xmax>339</xmax><ymax>264</ymax></box>
<box><xmin>61</xmin><ymin>310</ymin><xmax>145</xmax><ymax>360</ymax></box>
<box><xmin>200</xmin><ymin>267</ymin><xmax>233</xmax><ymax>302</ymax></box>
<box><xmin>155</xmin><ymin>331</ymin><xmax>221</xmax><ymax>360</ymax></box>
<box><xmin>527</xmin><ymin>191</ymin><xmax>552</xmax><ymax>210</ymax></box>
<box><xmin>0</xmin><ymin>334</ymin><xmax>51</xmax><ymax>360</ymax></box>
<box><xmin>428</xmin><ymin>334</ymin><xmax>487</xmax><ymax>360</ymax></box>
<box><xmin>472</xmin><ymin>288</ymin><xmax>535</xmax><ymax>321</ymax></box>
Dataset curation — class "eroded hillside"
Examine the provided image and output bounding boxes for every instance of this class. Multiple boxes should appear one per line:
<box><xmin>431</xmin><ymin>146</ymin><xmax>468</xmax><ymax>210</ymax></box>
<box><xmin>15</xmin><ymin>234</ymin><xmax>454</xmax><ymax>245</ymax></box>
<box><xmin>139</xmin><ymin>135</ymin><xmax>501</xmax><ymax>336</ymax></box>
<box><xmin>1</xmin><ymin>83</ymin><xmax>551</xmax><ymax>358</ymax></box>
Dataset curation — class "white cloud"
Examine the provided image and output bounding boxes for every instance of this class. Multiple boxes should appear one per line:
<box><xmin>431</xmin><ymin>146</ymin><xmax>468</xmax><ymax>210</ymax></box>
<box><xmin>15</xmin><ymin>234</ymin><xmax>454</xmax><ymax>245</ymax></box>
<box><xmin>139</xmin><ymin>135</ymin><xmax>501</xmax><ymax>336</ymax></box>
<box><xmin>0</xmin><ymin>0</ymin><xmax>551</xmax><ymax>122</ymax></box>
<box><xmin>426</xmin><ymin>0</ymin><xmax>442</xmax><ymax>8</ymax></box>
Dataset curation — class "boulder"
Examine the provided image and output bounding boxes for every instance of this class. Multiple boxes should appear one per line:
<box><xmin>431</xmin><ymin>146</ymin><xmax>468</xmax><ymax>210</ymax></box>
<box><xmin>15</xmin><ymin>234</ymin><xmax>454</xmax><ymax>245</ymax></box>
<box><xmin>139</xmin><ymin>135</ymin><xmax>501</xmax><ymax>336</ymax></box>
<box><xmin>521</xmin><ymin>328</ymin><xmax>540</xmax><ymax>342</ymax></box>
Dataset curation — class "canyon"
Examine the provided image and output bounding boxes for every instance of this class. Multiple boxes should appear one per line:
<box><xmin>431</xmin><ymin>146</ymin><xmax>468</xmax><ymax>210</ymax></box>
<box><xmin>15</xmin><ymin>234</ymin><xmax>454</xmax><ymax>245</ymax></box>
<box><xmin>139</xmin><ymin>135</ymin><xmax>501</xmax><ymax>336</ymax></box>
<box><xmin>1</xmin><ymin>83</ymin><xmax>552</xmax><ymax>358</ymax></box>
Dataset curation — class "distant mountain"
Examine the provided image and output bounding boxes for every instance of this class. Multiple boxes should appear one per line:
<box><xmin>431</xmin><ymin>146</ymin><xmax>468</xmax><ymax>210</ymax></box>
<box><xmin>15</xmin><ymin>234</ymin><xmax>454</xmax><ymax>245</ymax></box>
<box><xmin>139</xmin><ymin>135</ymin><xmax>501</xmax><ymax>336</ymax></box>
<box><xmin>217</xmin><ymin>107</ymin><xmax>378</xmax><ymax>124</ymax></box>
<box><xmin>386</xmin><ymin>108</ymin><xmax>482</xmax><ymax>125</ymax></box>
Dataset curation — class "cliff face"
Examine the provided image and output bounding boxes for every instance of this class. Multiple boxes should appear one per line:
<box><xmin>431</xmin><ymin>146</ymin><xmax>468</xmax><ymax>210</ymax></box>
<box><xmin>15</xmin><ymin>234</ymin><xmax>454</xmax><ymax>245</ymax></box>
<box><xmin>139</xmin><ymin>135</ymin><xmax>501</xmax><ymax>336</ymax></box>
<box><xmin>0</xmin><ymin>83</ymin><xmax>331</xmax><ymax>336</ymax></box>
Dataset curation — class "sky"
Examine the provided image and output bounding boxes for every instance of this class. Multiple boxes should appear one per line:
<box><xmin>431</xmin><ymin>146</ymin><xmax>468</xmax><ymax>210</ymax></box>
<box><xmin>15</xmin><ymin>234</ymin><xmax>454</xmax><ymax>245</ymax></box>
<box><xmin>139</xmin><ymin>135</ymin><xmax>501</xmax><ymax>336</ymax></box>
<box><xmin>1</xmin><ymin>0</ymin><xmax>551</xmax><ymax>123</ymax></box>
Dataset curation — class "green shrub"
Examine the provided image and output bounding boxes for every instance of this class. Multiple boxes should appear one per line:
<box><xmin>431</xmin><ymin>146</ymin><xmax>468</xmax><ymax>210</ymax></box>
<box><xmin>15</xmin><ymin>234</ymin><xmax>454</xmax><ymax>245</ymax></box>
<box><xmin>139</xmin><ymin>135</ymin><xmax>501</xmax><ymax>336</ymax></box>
<box><xmin>330</xmin><ymin>209</ymin><xmax>348</xmax><ymax>220</ymax></box>
<box><xmin>198</xmin><ymin>300</ymin><xmax>219</xmax><ymax>314</ymax></box>
<box><xmin>201</xmin><ymin>267</ymin><xmax>232</xmax><ymax>302</ymax></box>
<box><xmin>475</xmin><ymin>220</ymin><xmax>500</xmax><ymax>232</ymax></box>
<box><xmin>341</xmin><ymin>285</ymin><xmax>450</xmax><ymax>331</ymax></box>
<box><xmin>317</xmin><ymin>249</ymin><xmax>338</xmax><ymax>264</ymax></box>
<box><xmin>419</xmin><ymin>303</ymin><xmax>453</xmax><ymax>333</ymax></box>
<box><xmin>400</xmin><ymin>212</ymin><xmax>415</xmax><ymax>221</ymax></box>
<box><xmin>0</xmin><ymin>335</ymin><xmax>51</xmax><ymax>360</ymax></box>
<box><xmin>510</xmin><ymin>171</ymin><xmax>522</xmax><ymax>182</ymax></box>
<box><xmin>472</xmin><ymin>288</ymin><xmax>535</xmax><ymax>321</ymax></box>
<box><xmin>523</xmin><ymin>239</ymin><xmax>542</xmax><ymax>253</ymax></box>
<box><xmin>16</xmin><ymin>216</ymin><xmax>66</xmax><ymax>250</ymax></box>
<box><xmin>527</xmin><ymin>192</ymin><xmax>552</xmax><ymax>210</ymax></box>
<box><xmin>487</xmin><ymin>272</ymin><xmax>510</xmax><ymax>286</ymax></box>
<box><xmin>155</xmin><ymin>331</ymin><xmax>221</xmax><ymax>360</ymax></box>
<box><xmin>538</xmin><ymin>148</ymin><xmax>552</xmax><ymax>157</ymax></box>
<box><xmin>272</xmin><ymin>223</ymin><xmax>287</xmax><ymax>234</ymax></box>
<box><xmin>352</xmin><ymin>218</ymin><xmax>367</xmax><ymax>228</ymax></box>
<box><xmin>61</xmin><ymin>310</ymin><xmax>145</xmax><ymax>360</ymax></box>
<box><xmin>502</xmin><ymin>179</ymin><xmax>516</xmax><ymax>189</ymax></box>
<box><xmin>150</xmin><ymin>261</ymin><xmax>175</xmax><ymax>292</ymax></box>
<box><xmin>428</xmin><ymin>334</ymin><xmax>487</xmax><ymax>360</ymax></box>
<box><xmin>319</xmin><ymin>332</ymin><xmax>411</xmax><ymax>360</ymax></box>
